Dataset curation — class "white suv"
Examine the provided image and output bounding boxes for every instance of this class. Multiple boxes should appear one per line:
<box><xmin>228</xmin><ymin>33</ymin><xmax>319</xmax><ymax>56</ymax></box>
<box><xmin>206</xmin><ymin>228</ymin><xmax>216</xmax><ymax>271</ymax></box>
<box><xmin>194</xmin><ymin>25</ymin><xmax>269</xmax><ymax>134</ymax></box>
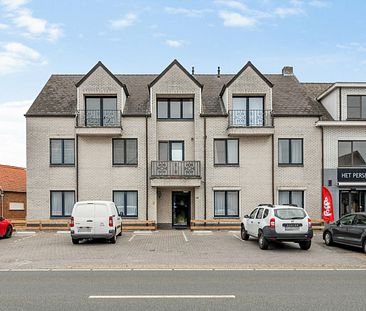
<box><xmin>241</xmin><ymin>204</ymin><xmax>313</xmax><ymax>250</ymax></box>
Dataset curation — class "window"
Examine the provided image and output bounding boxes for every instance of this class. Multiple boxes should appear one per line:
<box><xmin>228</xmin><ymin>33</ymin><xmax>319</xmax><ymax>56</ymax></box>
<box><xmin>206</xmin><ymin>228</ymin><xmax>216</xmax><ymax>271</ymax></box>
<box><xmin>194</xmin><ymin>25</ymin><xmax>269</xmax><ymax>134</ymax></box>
<box><xmin>113</xmin><ymin>139</ymin><xmax>138</xmax><ymax>165</ymax></box>
<box><xmin>50</xmin><ymin>191</ymin><xmax>75</xmax><ymax>217</ymax></box>
<box><xmin>249</xmin><ymin>208</ymin><xmax>258</xmax><ymax>219</ymax></box>
<box><xmin>113</xmin><ymin>191</ymin><xmax>138</xmax><ymax>217</ymax></box>
<box><xmin>278</xmin><ymin>190</ymin><xmax>304</xmax><ymax>208</ymax></box>
<box><xmin>50</xmin><ymin>139</ymin><xmax>75</xmax><ymax>165</ymax></box>
<box><xmin>355</xmin><ymin>214</ymin><xmax>366</xmax><ymax>225</ymax></box>
<box><xmin>214</xmin><ymin>139</ymin><xmax>239</xmax><ymax>165</ymax></box>
<box><xmin>232</xmin><ymin>96</ymin><xmax>264</xmax><ymax>126</ymax></box>
<box><xmin>338</xmin><ymin>141</ymin><xmax>366</xmax><ymax>167</ymax></box>
<box><xmin>85</xmin><ymin>96</ymin><xmax>118</xmax><ymax>126</ymax></box>
<box><xmin>278</xmin><ymin>139</ymin><xmax>303</xmax><ymax>165</ymax></box>
<box><xmin>214</xmin><ymin>191</ymin><xmax>239</xmax><ymax>217</ymax></box>
<box><xmin>256</xmin><ymin>208</ymin><xmax>264</xmax><ymax>219</ymax></box>
<box><xmin>347</xmin><ymin>95</ymin><xmax>366</xmax><ymax>120</ymax></box>
<box><xmin>9</xmin><ymin>202</ymin><xmax>24</xmax><ymax>211</ymax></box>
<box><xmin>339</xmin><ymin>214</ymin><xmax>356</xmax><ymax>226</ymax></box>
<box><xmin>263</xmin><ymin>209</ymin><xmax>269</xmax><ymax>218</ymax></box>
<box><xmin>159</xmin><ymin>141</ymin><xmax>184</xmax><ymax>161</ymax></box>
<box><xmin>157</xmin><ymin>99</ymin><xmax>194</xmax><ymax>119</ymax></box>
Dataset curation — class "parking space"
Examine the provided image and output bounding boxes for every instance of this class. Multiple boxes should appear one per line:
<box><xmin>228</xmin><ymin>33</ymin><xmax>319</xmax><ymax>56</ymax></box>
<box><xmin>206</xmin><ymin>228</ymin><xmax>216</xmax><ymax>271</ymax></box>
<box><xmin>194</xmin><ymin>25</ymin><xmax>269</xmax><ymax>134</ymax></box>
<box><xmin>0</xmin><ymin>230</ymin><xmax>365</xmax><ymax>270</ymax></box>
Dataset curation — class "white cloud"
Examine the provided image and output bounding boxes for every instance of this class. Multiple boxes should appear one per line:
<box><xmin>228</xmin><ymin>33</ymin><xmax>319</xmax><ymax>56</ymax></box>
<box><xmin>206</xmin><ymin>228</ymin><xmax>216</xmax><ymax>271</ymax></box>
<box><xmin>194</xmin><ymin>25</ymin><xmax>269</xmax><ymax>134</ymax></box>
<box><xmin>164</xmin><ymin>7</ymin><xmax>211</xmax><ymax>17</ymax></box>
<box><xmin>215</xmin><ymin>0</ymin><xmax>248</xmax><ymax>12</ymax></box>
<box><xmin>0</xmin><ymin>0</ymin><xmax>29</xmax><ymax>11</ymax></box>
<box><xmin>13</xmin><ymin>8</ymin><xmax>62</xmax><ymax>41</ymax></box>
<box><xmin>274</xmin><ymin>7</ymin><xmax>304</xmax><ymax>18</ymax></box>
<box><xmin>0</xmin><ymin>42</ymin><xmax>46</xmax><ymax>74</ymax></box>
<box><xmin>0</xmin><ymin>23</ymin><xmax>9</xmax><ymax>29</ymax></box>
<box><xmin>0</xmin><ymin>1</ymin><xmax>63</xmax><ymax>41</ymax></box>
<box><xmin>309</xmin><ymin>0</ymin><xmax>330</xmax><ymax>8</ymax></box>
<box><xmin>165</xmin><ymin>39</ymin><xmax>186</xmax><ymax>48</ymax></box>
<box><xmin>0</xmin><ymin>100</ymin><xmax>32</xmax><ymax>167</ymax></box>
<box><xmin>336</xmin><ymin>42</ymin><xmax>366</xmax><ymax>53</ymax></box>
<box><xmin>110</xmin><ymin>13</ymin><xmax>138</xmax><ymax>29</ymax></box>
<box><xmin>218</xmin><ymin>11</ymin><xmax>257</xmax><ymax>27</ymax></box>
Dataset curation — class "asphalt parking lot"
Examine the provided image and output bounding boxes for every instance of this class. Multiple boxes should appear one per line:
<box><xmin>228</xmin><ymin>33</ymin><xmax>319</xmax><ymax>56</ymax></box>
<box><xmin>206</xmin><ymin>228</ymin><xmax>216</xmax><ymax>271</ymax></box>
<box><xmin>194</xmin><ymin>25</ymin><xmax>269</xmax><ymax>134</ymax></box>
<box><xmin>0</xmin><ymin>230</ymin><xmax>365</xmax><ymax>270</ymax></box>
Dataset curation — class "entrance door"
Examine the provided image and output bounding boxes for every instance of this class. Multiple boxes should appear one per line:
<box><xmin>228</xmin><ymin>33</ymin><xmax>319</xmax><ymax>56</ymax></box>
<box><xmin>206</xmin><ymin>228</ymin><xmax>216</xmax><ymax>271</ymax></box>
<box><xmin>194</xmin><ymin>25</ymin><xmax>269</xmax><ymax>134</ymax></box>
<box><xmin>172</xmin><ymin>191</ymin><xmax>190</xmax><ymax>228</ymax></box>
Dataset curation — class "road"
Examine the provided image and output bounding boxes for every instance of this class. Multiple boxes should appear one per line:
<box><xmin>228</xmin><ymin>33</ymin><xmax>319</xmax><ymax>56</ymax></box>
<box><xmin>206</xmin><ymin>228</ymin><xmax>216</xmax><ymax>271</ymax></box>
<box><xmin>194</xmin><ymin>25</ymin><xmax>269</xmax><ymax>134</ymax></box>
<box><xmin>1</xmin><ymin>270</ymin><xmax>365</xmax><ymax>311</ymax></box>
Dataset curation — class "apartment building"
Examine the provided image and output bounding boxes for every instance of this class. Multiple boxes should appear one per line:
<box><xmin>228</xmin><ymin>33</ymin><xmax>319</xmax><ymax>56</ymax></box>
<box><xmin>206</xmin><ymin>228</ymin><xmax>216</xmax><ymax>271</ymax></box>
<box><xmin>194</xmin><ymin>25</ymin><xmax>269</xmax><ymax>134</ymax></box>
<box><xmin>304</xmin><ymin>83</ymin><xmax>366</xmax><ymax>220</ymax></box>
<box><xmin>26</xmin><ymin>60</ymin><xmax>325</xmax><ymax>227</ymax></box>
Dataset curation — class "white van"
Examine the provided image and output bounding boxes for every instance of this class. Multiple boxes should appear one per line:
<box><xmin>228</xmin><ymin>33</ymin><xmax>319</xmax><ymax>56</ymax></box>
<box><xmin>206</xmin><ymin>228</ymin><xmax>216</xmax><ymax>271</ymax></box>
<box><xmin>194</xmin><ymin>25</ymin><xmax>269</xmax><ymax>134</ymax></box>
<box><xmin>70</xmin><ymin>201</ymin><xmax>122</xmax><ymax>244</ymax></box>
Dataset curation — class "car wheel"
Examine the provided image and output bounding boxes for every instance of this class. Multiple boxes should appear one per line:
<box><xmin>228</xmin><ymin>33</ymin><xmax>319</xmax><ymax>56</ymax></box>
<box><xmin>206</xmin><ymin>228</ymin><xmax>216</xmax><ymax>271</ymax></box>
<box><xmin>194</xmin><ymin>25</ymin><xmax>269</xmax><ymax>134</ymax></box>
<box><xmin>5</xmin><ymin>226</ymin><xmax>12</xmax><ymax>238</ymax></box>
<box><xmin>363</xmin><ymin>240</ymin><xmax>366</xmax><ymax>254</ymax></box>
<box><xmin>324</xmin><ymin>231</ymin><xmax>333</xmax><ymax>246</ymax></box>
<box><xmin>299</xmin><ymin>240</ymin><xmax>311</xmax><ymax>250</ymax></box>
<box><xmin>109</xmin><ymin>233</ymin><xmax>117</xmax><ymax>244</ymax></box>
<box><xmin>241</xmin><ymin>226</ymin><xmax>249</xmax><ymax>240</ymax></box>
<box><xmin>117</xmin><ymin>227</ymin><xmax>122</xmax><ymax>237</ymax></box>
<box><xmin>72</xmin><ymin>238</ymin><xmax>79</xmax><ymax>244</ymax></box>
<box><xmin>258</xmin><ymin>232</ymin><xmax>269</xmax><ymax>250</ymax></box>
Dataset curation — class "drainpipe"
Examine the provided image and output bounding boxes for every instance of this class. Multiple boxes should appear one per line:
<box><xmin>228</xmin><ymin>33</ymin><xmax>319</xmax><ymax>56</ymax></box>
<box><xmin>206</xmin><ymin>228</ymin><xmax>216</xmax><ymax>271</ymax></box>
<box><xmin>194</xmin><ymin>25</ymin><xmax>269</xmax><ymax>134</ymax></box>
<box><xmin>203</xmin><ymin>117</ymin><xmax>207</xmax><ymax>220</ymax></box>
<box><xmin>145</xmin><ymin>116</ymin><xmax>149</xmax><ymax>221</ymax></box>
<box><xmin>271</xmin><ymin>132</ymin><xmax>275</xmax><ymax>205</ymax></box>
<box><xmin>0</xmin><ymin>188</ymin><xmax>4</xmax><ymax>218</ymax></box>
<box><xmin>76</xmin><ymin>134</ymin><xmax>79</xmax><ymax>201</ymax></box>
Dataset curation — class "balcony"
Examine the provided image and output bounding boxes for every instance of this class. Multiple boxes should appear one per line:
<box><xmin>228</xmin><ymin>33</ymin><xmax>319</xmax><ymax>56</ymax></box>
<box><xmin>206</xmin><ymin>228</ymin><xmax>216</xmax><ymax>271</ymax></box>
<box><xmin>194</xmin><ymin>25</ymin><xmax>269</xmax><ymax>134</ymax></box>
<box><xmin>75</xmin><ymin>110</ymin><xmax>122</xmax><ymax>136</ymax></box>
<box><xmin>227</xmin><ymin>110</ymin><xmax>274</xmax><ymax>136</ymax></box>
<box><xmin>151</xmin><ymin>161</ymin><xmax>201</xmax><ymax>187</ymax></box>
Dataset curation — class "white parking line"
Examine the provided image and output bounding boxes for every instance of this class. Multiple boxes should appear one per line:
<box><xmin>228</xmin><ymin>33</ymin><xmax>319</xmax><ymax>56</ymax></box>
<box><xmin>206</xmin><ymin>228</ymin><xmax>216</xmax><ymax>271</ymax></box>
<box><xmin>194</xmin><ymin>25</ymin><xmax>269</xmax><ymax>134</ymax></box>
<box><xmin>56</xmin><ymin>231</ymin><xmax>70</xmax><ymax>234</ymax></box>
<box><xmin>15</xmin><ymin>231</ymin><xmax>36</xmax><ymax>235</ymax></box>
<box><xmin>133</xmin><ymin>231</ymin><xmax>153</xmax><ymax>234</ymax></box>
<box><xmin>89</xmin><ymin>295</ymin><xmax>236</xmax><ymax>299</ymax></box>
<box><xmin>128</xmin><ymin>235</ymin><xmax>135</xmax><ymax>242</ymax></box>
<box><xmin>182</xmin><ymin>231</ymin><xmax>188</xmax><ymax>242</ymax></box>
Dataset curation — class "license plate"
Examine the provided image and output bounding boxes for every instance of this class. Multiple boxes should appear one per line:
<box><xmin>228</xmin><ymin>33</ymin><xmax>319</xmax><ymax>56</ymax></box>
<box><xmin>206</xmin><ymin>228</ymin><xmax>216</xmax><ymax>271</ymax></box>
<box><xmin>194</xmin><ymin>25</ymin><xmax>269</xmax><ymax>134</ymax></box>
<box><xmin>284</xmin><ymin>227</ymin><xmax>300</xmax><ymax>231</ymax></box>
<box><xmin>78</xmin><ymin>227</ymin><xmax>91</xmax><ymax>233</ymax></box>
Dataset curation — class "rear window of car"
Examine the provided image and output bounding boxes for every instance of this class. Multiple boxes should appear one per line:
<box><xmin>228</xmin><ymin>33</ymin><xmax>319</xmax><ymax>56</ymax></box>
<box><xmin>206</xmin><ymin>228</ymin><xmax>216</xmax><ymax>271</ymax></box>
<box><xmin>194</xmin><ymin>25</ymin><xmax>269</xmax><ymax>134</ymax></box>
<box><xmin>72</xmin><ymin>204</ymin><xmax>93</xmax><ymax>217</ymax></box>
<box><xmin>274</xmin><ymin>208</ymin><xmax>306</xmax><ymax>220</ymax></box>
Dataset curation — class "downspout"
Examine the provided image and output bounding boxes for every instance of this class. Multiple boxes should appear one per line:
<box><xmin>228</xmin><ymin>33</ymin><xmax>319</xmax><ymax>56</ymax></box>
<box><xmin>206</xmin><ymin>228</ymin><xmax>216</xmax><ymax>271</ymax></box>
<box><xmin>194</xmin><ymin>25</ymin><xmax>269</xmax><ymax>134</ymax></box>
<box><xmin>271</xmin><ymin>115</ymin><xmax>275</xmax><ymax>205</ymax></box>
<box><xmin>203</xmin><ymin>116</ymin><xmax>207</xmax><ymax>220</ymax></box>
<box><xmin>339</xmin><ymin>87</ymin><xmax>342</xmax><ymax>121</ymax></box>
<box><xmin>76</xmin><ymin>134</ymin><xmax>79</xmax><ymax>201</ymax></box>
<box><xmin>321</xmin><ymin>118</ymin><xmax>324</xmax><ymax>187</ymax></box>
<box><xmin>145</xmin><ymin>116</ymin><xmax>149</xmax><ymax>221</ymax></box>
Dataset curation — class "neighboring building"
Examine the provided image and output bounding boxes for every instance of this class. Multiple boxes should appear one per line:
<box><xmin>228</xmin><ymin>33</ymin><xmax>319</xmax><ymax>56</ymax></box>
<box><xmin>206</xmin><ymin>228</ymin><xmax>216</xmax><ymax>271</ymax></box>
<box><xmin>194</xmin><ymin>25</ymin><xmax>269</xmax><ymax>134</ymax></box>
<box><xmin>0</xmin><ymin>165</ymin><xmax>26</xmax><ymax>219</ymax></box>
<box><xmin>305</xmin><ymin>83</ymin><xmax>366</xmax><ymax>220</ymax></box>
<box><xmin>26</xmin><ymin>60</ymin><xmax>325</xmax><ymax>227</ymax></box>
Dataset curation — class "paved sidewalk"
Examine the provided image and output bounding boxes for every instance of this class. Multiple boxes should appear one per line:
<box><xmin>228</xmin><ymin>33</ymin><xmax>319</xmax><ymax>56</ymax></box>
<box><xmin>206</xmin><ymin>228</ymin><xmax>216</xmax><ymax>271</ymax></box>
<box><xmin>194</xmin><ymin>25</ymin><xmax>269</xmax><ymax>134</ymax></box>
<box><xmin>0</xmin><ymin>230</ymin><xmax>365</xmax><ymax>269</ymax></box>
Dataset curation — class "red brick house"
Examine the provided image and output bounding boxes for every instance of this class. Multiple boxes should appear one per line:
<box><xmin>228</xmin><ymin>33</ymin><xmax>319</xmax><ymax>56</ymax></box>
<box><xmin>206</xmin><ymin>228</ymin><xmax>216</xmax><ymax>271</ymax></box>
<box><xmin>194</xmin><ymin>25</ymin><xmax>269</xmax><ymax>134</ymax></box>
<box><xmin>0</xmin><ymin>165</ymin><xmax>26</xmax><ymax>219</ymax></box>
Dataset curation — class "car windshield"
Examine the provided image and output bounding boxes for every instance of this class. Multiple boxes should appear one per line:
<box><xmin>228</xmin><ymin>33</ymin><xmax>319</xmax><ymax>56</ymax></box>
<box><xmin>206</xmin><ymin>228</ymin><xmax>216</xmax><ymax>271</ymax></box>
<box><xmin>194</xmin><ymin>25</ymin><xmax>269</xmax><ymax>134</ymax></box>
<box><xmin>274</xmin><ymin>208</ymin><xmax>306</xmax><ymax>220</ymax></box>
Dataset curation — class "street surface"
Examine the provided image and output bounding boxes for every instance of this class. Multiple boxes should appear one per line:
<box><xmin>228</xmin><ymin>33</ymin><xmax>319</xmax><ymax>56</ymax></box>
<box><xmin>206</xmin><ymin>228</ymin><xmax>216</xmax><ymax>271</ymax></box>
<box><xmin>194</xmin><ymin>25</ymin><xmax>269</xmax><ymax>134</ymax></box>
<box><xmin>0</xmin><ymin>230</ymin><xmax>365</xmax><ymax>269</ymax></box>
<box><xmin>0</xmin><ymin>270</ymin><xmax>365</xmax><ymax>311</ymax></box>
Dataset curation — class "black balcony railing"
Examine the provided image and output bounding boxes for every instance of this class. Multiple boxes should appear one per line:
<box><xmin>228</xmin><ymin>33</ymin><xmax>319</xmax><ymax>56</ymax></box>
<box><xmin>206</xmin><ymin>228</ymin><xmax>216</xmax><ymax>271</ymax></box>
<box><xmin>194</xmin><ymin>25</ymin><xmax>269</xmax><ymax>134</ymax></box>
<box><xmin>228</xmin><ymin>110</ymin><xmax>272</xmax><ymax>127</ymax></box>
<box><xmin>76</xmin><ymin>110</ymin><xmax>121</xmax><ymax>127</ymax></box>
<box><xmin>151</xmin><ymin>161</ymin><xmax>201</xmax><ymax>178</ymax></box>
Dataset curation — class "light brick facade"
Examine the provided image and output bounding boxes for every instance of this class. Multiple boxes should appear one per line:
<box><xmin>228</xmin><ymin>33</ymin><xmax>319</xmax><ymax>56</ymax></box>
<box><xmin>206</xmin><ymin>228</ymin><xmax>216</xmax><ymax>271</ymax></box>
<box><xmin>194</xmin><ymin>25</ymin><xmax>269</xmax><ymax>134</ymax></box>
<box><xmin>26</xmin><ymin>60</ymin><xmax>330</xmax><ymax>225</ymax></box>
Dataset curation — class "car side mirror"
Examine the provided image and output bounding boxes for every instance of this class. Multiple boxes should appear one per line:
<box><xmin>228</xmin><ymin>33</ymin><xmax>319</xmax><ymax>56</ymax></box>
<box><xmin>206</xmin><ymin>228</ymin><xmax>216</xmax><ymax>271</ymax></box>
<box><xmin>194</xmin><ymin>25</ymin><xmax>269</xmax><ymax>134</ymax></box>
<box><xmin>119</xmin><ymin>211</ymin><xmax>124</xmax><ymax>217</ymax></box>
<box><xmin>336</xmin><ymin>221</ymin><xmax>340</xmax><ymax>226</ymax></box>
<box><xmin>244</xmin><ymin>215</ymin><xmax>249</xmax><ymax>219</ymax></box>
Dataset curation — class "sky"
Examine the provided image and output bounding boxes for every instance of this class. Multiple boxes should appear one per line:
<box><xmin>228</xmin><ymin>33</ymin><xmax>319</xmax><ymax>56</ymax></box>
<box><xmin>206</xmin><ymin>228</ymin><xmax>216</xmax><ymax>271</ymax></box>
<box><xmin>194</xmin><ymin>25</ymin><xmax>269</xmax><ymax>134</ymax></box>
<box><xmin>0</xmin><ymin>0</ymin><xmax>366</xmax><ymax>167</ymax></box>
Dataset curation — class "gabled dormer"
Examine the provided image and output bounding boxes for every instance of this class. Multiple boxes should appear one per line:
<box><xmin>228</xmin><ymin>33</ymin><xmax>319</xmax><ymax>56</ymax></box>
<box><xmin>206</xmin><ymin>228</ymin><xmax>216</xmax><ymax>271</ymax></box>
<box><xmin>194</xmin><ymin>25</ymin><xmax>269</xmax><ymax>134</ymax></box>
<box><xmin>75</xmin><ymin>61</ymin><xmax>128</xmax><ymax>135</ymax></box>
<box><xmin>221</xmin><ymin>61</ymin><xmax>274</xmax><ymax>136</ymax></box>
<box><xmin>148</xmin><ymin>59</ymin><xmax>203</xmax><ymax>119</ymax></box>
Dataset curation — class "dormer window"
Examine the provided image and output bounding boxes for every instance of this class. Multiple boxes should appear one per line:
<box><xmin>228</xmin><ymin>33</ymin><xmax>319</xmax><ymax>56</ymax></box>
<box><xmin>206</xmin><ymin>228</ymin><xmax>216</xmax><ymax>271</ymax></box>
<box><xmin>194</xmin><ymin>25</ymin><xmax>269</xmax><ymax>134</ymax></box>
<box><xmin>230</xmin><ymin>96</ymin><xmax>265</xmax><ymax>126</ymax></box>
<box><xmin>84</xmin><ymin>96</ymin><xmax>118</xmax><ymax>127</ymax></box>
<box><xmin>347</xmin><ymin>95</ymin><xmax>366</xmax><ymax>120</ymax></box>
<box><xmin>157</xmin><ymin>99</ymin><xmax>194</xmax><ymax>120</ymax></box>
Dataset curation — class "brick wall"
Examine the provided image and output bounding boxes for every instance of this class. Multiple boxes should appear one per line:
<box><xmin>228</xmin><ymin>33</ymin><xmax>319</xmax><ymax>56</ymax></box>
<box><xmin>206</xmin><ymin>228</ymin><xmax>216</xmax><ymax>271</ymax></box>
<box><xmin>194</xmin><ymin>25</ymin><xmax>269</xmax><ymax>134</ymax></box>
<box><xmin>2</xmin><ymin>191</ymin><xmax>26</xmax><ymax>219</ymax></box>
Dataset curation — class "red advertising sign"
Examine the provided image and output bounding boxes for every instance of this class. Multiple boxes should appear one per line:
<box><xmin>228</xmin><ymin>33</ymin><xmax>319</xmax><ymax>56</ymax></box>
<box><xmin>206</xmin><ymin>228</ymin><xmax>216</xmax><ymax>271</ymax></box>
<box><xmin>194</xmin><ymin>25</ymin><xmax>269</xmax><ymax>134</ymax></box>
<box><xmin>322</xmin><ymin>186</ymin><xmax>334</xmax><ymax>222</ymax></box>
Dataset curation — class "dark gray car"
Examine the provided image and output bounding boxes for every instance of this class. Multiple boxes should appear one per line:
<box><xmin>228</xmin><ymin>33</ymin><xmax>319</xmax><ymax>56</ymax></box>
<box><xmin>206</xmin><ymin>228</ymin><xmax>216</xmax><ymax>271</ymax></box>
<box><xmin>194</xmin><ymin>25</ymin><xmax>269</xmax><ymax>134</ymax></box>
<box><xmin>323</xmin><ymin>213</ymin><xmax>366</xmax><ymax>253</ymax></box>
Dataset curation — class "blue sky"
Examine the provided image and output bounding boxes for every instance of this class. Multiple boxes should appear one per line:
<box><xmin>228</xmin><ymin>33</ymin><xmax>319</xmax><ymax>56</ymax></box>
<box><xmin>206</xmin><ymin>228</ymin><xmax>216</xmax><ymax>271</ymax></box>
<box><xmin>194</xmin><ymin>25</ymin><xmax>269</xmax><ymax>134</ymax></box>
<box><xmin>0</xmin><ymin>0</ymin><xmax>366</xmax><ymax>166</ymax></box>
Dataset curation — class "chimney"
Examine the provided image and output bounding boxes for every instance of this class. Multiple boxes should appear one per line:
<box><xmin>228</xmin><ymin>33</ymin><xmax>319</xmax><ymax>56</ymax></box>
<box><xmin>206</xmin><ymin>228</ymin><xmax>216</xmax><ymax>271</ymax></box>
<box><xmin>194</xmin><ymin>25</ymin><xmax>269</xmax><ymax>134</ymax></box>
<box><xmin>191</xmin><ymin>66</ymin><xmax>195</xmax><ymax>75</ymax></box>
<box><xmin>217</xmin><ymin>66</ymin><xmax>221</xmax><ymax>78</ymax></box>
<box><xmin>282</xmin><ymin>66</ymin><xmax>294</xmax><ymax>76</ymax></box>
